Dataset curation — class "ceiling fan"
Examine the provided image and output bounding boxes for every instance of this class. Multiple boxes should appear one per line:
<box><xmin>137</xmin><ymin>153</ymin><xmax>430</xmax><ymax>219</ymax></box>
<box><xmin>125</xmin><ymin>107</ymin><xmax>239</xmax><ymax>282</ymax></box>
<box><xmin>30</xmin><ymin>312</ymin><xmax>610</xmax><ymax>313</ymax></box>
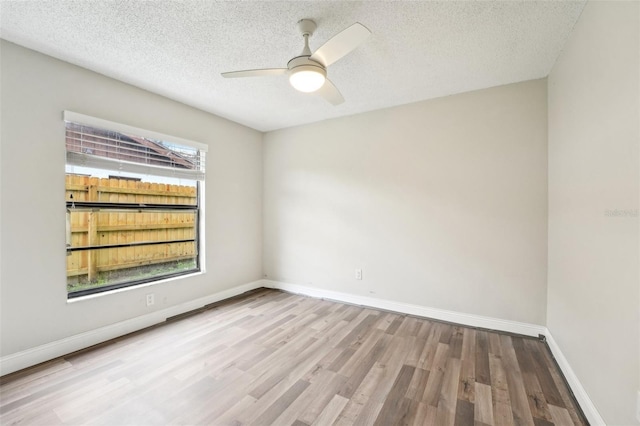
<box><xmin>221</xmin><ymin>19</ymin><xmax>371</xmax><ymax>105</ymax></box>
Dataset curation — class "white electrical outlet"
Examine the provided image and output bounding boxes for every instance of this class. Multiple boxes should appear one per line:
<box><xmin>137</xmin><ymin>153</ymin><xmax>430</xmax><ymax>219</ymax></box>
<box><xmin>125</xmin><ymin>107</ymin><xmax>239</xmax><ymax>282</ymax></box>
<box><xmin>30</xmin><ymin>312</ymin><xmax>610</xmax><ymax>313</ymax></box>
<box><xmin>146</xmin><ymin>293</ymin><xmax>154</xmax><ymax>306</ymax></box>
<box><xmin>355</xmin><ymin>269</ymin><xmax>362</xmax><ymax>280</ymax></box>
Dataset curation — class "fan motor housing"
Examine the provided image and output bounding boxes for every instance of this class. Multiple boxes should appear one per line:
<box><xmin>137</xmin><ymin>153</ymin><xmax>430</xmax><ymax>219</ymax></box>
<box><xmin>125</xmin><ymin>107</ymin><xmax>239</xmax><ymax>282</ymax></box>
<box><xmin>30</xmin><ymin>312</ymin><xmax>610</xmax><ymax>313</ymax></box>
<box><xmin>287</xmin><ymin>56</ymin><xmax>326</xmax><ymax>74</ymax></box>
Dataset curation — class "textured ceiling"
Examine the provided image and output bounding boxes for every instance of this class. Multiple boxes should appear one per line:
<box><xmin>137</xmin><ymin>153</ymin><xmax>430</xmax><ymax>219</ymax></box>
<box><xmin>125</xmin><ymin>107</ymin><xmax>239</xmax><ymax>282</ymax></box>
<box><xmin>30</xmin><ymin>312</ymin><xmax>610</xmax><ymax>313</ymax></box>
<box><xmin>0</xmin><ymin>1</ymin><xmax>585</xmax><ymax>132</ymax></box>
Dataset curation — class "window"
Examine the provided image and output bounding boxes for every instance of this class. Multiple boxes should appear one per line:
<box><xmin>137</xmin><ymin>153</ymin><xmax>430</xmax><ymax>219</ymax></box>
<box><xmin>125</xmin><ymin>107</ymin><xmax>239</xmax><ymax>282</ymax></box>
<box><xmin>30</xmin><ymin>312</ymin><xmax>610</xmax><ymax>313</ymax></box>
<box><xmin>64</xmin><ymin>111</ymin><xmax>207</xmax><ymax>298</ymax></box>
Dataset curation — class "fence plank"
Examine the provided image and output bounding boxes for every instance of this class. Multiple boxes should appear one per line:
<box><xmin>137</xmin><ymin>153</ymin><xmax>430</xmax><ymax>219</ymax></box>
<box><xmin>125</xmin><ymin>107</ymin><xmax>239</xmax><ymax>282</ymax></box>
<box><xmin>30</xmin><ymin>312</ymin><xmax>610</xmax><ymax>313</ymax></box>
<box><xmin>87</xmin><ymin>211</ymin><xmax>98</xmax><ymax>282</ymax></box>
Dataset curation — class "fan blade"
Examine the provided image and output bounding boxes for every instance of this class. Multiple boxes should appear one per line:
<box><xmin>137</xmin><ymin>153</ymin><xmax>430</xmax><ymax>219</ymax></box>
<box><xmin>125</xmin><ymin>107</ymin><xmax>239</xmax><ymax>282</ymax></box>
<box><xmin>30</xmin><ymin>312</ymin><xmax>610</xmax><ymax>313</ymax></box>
<box><xmin>221</xmin><ymin>68</ymin><xmax>287</xmax><ymax>78</ymax></box>
<box><xmin>310</xmin><ymin>22</ymin><xmax>371</xmax><ymax>67</ymax></box>
<box><xmin>316</xmin><ymin>78</ymin><xmax>344</xmax><ymax>105</ymax></box>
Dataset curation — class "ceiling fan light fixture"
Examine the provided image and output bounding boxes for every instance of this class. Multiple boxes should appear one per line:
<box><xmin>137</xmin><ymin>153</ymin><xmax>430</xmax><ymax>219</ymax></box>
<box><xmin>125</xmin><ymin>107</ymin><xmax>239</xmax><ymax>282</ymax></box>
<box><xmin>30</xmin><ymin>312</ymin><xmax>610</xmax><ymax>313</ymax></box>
<box><xmin>289</xmin><ymin>65</ymin><xmax>326</xmax><ymax>93</ymax></box>
<box><xmin>222</xmin><ymin>20</ymin><xmax>370</xmax><ymax>105</ymax></box>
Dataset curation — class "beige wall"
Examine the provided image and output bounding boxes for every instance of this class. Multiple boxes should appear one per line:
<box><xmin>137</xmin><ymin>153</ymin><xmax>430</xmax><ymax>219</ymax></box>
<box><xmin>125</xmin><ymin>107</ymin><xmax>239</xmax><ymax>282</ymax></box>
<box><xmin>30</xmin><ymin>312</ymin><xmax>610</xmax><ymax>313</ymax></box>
<box><xmin>0</xmin><ymin>41</ymin><xmax>263</xmax><ymax>356</ymax></box>
<box><xmin>547</xmin><ymin>1</ymin><xmax>640</xmax><ymax>424</ymax></box>
<box><xmin>263</xmin><ymin>79</ymin><xmax>548</xmax><ymax>325</ymax></box>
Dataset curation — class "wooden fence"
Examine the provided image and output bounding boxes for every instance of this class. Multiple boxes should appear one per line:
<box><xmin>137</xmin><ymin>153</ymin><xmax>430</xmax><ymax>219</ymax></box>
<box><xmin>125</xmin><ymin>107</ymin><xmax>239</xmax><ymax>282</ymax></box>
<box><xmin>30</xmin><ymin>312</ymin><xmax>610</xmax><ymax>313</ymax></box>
<box><xmin>66</xmin><ymin>175</ymin><xmax>198</xmax><ymax>283</ymax></box>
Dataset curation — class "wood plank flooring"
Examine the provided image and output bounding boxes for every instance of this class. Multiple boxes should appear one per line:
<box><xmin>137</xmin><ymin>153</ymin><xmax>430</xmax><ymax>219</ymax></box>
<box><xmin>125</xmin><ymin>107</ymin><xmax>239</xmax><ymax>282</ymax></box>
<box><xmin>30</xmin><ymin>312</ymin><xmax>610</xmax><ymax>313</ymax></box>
<box><xmin>0</xmin><ymin>289</ymin><xmax>587</xmax><ymax>425</ymax></box>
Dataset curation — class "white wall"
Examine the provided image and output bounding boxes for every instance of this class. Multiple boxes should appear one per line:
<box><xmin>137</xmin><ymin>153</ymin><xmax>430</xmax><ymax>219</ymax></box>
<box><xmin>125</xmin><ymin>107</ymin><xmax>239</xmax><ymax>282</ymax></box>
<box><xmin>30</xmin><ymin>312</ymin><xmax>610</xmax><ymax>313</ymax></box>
<box><xmin>547</xmin><ymin>1</ymin><xmax>640</xmax><ymax>424</ymax></box>
<box><xmin>0</xmin><ymin>41</ymin><xmax>263</xmax><ymax>356</ymax></box>
<box><xmin>263</xmin><ymin>79</ymin><xmax>548</xmax><ymax>325</ymax></box>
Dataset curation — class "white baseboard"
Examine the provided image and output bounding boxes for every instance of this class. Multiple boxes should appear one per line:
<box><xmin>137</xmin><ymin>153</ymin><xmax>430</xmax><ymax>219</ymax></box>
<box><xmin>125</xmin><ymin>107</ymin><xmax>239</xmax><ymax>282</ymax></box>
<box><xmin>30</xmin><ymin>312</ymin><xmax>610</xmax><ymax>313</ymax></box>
<box><xmin>263</xmin><ymin>279</ymin><xmax>605</xmax><ymax>425</ymax></box>
<box><xmin>261</xmin><ymin>279</ymin><xmax>546</xmax><ymax>337</ymax></box>
<box><xmin>0</xmin><ymin>280</ymin><xmax>263</xmax><ymax>376</ymax></box>
<box><xmin>544</xmin><ymin>332</ymin><xmax>606</xmax><ymax>425</ymax></box>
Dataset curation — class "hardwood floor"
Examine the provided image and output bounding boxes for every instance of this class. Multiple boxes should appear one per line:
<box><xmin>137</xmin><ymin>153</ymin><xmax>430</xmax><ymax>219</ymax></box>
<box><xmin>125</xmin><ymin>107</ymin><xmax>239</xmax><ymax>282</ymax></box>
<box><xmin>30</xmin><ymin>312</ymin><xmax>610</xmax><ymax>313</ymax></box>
<box><xmin>0</xmin><ymin>289</ymin><xmax>587</xmax><ymax>425</ymax></box>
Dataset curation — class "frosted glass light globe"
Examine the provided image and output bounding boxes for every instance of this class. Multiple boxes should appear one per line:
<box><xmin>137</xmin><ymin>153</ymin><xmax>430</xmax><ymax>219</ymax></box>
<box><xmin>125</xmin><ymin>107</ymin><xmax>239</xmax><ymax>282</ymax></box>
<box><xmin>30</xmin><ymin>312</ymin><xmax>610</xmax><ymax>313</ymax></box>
<box><xmin>289</xmin><ymin>66</ymin><xmax>326</xmax><ymax>93</ymax></box>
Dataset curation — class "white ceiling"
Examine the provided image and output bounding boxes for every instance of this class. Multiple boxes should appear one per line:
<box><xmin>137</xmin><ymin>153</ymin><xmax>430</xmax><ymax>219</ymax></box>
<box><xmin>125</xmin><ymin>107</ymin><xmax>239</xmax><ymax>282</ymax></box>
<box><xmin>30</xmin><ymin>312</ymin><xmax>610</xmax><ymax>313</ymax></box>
<box><xmin>0</xmin><ymin>1</ymin><xmax>585</xmax><ymax>132</ymax></box>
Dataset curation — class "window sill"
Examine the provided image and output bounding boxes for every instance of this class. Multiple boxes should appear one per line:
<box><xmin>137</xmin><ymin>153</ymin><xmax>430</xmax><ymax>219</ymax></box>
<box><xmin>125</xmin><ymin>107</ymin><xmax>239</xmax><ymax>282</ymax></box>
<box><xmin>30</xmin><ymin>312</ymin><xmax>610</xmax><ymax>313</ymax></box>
<box><xmin>66</xmin><ymin>271</ymin><xmax>204</xmax><ymax>304</ymax></box>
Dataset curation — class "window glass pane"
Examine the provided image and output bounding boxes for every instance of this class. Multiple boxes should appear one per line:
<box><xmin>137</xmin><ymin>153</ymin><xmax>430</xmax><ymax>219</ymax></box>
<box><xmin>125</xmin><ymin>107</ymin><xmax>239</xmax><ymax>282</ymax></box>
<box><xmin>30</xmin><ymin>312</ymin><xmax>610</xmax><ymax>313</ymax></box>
<box><xmin>64</xmin><ymin>114</ymin><xmax>205</xmax><ymax>298</ymax></box>
<box><xmin>64</xmin><ymin>111</ymin><xmax>206</xmax><ymax>181</ymax></box>
<box><xmin>66</xmin><ymin>168</ymin><xmax>199</xmax><ymax>296</ymax></box>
